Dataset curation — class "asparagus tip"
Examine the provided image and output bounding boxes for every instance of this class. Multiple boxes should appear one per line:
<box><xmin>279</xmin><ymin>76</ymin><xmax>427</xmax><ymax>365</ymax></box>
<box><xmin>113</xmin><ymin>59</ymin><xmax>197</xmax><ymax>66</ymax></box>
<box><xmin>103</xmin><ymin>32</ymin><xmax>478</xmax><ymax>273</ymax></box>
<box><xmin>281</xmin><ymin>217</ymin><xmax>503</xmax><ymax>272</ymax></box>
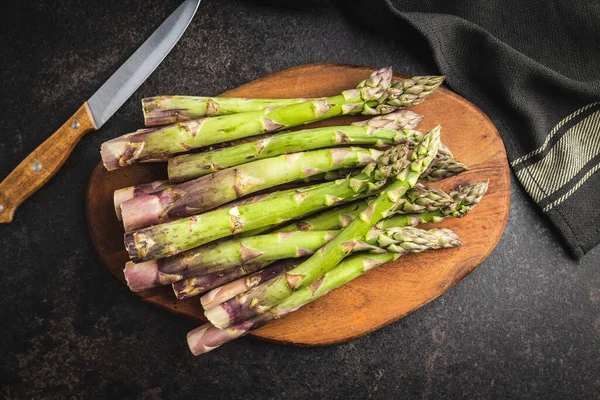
<box><xmin>351</xmin><ymin>110</ymin><xmax>424</xmax><ymax>130</ymax></box>
<box><xmin>450</xmin><ymin>180</ymin><xmax>490</xmax><ymax>217</ymax></box>
<box><xmin>357</xmin><ymin>67</ymin><xmax>393</xmax><ymax>102</ymax></box>
<box><xmin>430</xmin><ymin>227</ymin><xmax>462</xmax><ymax>247</ymax></box>
<box><xmin>386</xmin><ymin>75</ymin><xmax>446</xmax><ymax>107</ymax></box>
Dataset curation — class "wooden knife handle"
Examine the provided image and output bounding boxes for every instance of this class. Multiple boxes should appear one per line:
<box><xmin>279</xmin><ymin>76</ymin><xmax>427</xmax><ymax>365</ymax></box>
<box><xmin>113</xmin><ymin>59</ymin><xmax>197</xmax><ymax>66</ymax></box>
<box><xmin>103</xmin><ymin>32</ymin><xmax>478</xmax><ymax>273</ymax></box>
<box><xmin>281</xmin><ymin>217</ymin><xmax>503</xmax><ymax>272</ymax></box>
<box><xmin>0</xmin><ymin>103</ymin><xmax>97</xmax><ymax>223</ymax></box>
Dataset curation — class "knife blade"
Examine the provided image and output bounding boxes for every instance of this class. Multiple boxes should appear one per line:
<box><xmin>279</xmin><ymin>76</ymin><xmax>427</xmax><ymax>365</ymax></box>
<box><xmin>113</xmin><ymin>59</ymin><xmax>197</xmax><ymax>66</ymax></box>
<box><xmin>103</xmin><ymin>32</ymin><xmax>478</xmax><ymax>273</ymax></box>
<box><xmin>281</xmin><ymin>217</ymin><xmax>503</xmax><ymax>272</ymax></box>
<box><xmin>0</xmin><ymin>0</ymin><xmax>200</xmax><ymax>224</ymax></box>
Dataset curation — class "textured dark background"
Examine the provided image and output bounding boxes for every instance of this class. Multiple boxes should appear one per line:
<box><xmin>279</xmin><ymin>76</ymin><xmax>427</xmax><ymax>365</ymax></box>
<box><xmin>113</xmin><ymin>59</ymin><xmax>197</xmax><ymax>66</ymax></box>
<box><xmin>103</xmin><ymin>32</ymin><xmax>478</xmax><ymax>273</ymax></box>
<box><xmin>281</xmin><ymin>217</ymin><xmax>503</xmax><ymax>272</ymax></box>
<box><xmin>1</xmin><ymin>1</ymin><xmax>599</xmax><ymax>398</ymax></box>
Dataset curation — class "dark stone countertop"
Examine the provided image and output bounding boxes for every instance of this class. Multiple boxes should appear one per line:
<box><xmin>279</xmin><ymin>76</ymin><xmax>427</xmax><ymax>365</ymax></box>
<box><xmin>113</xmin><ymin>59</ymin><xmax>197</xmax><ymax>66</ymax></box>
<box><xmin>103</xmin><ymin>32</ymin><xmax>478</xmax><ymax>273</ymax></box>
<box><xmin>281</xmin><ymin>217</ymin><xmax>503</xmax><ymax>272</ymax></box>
<box><xmin>1</xmin><ymin>1</ymin><xmax>598</xmax><ymax>398</ymax></box>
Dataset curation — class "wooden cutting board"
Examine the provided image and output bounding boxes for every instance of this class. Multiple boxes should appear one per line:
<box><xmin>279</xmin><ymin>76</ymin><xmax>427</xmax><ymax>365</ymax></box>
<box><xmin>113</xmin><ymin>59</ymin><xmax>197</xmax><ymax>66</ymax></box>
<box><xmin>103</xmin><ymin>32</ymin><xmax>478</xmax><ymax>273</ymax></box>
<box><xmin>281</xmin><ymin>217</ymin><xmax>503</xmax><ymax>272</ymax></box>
<box><xmin>87</xmin><ymin>63</ymin><xmax>510</xmax><ymax>346</ymax></box>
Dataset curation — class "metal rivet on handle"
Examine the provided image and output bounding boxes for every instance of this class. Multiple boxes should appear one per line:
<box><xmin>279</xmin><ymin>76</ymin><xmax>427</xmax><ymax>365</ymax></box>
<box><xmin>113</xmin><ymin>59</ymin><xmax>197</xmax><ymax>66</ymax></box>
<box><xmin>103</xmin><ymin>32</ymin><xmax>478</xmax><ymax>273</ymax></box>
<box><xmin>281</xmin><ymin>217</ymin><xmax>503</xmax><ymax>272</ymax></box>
<box><xmin>0</xmin><ymin>205</ymin><xmax>4</xmax><ymax>213</ymax></box>
<box><xmin>71</xmin><ymin>121</ymin><xmax>80</xmax><ymax>129</ymax></box>
<box><xmin>32</xmin><ymin>162</ymin><xmax>42</xmax><ymax>172</ymax></box>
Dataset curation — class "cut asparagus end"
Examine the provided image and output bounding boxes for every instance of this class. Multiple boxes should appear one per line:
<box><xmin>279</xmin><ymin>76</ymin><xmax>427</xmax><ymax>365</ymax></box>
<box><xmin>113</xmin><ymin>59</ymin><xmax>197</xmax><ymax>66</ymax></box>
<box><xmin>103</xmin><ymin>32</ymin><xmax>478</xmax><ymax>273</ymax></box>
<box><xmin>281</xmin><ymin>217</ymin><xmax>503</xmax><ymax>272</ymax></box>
<box><xmin>101</xmin><ymin>127</ymin><xmax>165</xmax><ymax>169</ymax></box>
<box><xmin>115</xmin><ymin>180</ymin><xmax>176</xmax><ymax>221</ymax></box>
<box><xmin>123</xmin><ymin>260</ymin><xmax>162</xmax><ymax>292</ymax></box>
<box><xmin>142</xmin><ymin>96</ymin><xmax>193</xmax><ymax>127</ymax></box>
<box><xmin>200</xmin><ymin>279</ymin><xmax>255</xmax><ymax>311</ymax></box>
<box><xmin>172</xmin><ymin>279</ymin><xmax>192</xmax><ymax>300</ymax></box>
<box><xmin>121</xmin><ymin>194</ymin><xmax>168</xmax><ymax>232</ymax></box>
<box><xmin>113</xmin><ymin>187</ymin><xmax>135</xmax><ymax>221</ymax></box>
<box><xmin>188</xmin><ymin>313</ymin><xmax>276</xmax><ymax>356</ymax></box>
<box><xmin>200</xmin><ymin>286</ymin><xmax>234</xmax><ymax>311</ymax></box>
<box><xmin>187</xmin><ymin>323</ymin><xmax>242</xmax><ymax>356</ymax></box>
<box><xmin>101</xmin><ymin>139</ymin><xmax>130</xmax><ymax>171</ymax></box>
<box><xmin>204</xmin><ymin>305</ymin><xmax>233</xmax><ymax>330</ymax></box>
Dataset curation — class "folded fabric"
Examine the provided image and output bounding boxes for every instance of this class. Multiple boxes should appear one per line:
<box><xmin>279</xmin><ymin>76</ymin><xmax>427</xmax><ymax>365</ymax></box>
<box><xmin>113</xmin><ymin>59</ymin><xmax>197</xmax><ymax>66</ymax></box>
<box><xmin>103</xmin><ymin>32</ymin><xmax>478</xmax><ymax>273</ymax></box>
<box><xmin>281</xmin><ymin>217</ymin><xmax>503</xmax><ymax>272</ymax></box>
<box><xmin>346</xmin><ymin>0</ymin><xmax>600</xmax><ymax>258</ymax></box>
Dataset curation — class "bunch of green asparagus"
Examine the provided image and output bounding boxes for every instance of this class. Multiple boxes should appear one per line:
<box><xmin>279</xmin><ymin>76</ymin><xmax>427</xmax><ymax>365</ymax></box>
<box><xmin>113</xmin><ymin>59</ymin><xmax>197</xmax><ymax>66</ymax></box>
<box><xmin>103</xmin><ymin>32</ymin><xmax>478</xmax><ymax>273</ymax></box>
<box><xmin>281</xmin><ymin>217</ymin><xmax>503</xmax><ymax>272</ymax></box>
<box><xmin>100</xmin><ymin>67</ymin><xmax>489</xmax><ymax>356</ymax></box>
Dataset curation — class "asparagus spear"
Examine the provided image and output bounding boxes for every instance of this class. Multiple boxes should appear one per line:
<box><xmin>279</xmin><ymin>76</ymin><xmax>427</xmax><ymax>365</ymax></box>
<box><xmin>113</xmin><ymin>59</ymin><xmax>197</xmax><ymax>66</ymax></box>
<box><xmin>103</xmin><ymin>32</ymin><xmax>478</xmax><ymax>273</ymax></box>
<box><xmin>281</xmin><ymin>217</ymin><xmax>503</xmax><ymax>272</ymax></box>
<box><xmin>204</xmin><ymin>127</ymin><xmax>440</xmax><ymax>329</ymax></box>
<box><xmin>170</xmin><ymin>261</ymin><xmax>285</xmax><ymax>300</ymax></box>
<box><xmin>377</xmin><ymin>180</ymin><xmax>489</xmax><ymax>228</ymax></box>
<box><xmin>124</xmin><ymin>144</ymin><xmax>410</xmax><ymax>262</ymax></box>
<box><xmin>122</xmin><ymin>183</ymin><xmax>455</xmax><ymax>292</ymax></box>
<box><xmin>188</xmin><ymin>227</ymin><xmax>460</xmax><ymax>355</ymax></box>
<box><xmin>173</xmin><ymin>181</ymin><xmax>486</xmax><ymax>301</ymax></box>
<box><xmin>124</xmin><ymin>231</ymin><xmax>338</xmax><ymax>292</ymax></box>
<box><xmin>171</xmin><ymin>223</ymin><xmax>418</xmax><ymax>301</ymax></box>
<box><xmin>172</xmin><ymin>260</ymin><xmax>296</xmax><ymax>301</ymax></box>
<box><xmin>167</xmin><ymin>111</ymin><xmax>423</xmax><ymax>182</ymax></box>
<box><xmin>142</xmin><ymin>75</ymin><xmax>444</xmax><ymax>127</ymax></box>
<box><xmin>120</xmin><ymin>147</ymin><xmax>382</xmax><ymax>232</ymax></box>
<box><xmin>114</xmin><ymin>151</ymin><xmax>464</xmax><ymax>226</ymax></box>
<box><xmin>230</xmin><ymin>150</ymin><xmax>468</xmax><ymax>239</ymax></box>
<box><xmin>235</xmin><ymin>173</ymin><xmax>461</xmax><ymax>239</ymax></box>
<box><xmin>386</xmin><ymin>76</ymin><xmax>446</xmax><ymax>107</ymax></box>
<box><xmin>112</xmin><ymin>167</ymin><xmax>358</xmax><ymax>223</ymax></box>
<box><xmin>143</xmin><ymin>97</ymin><xmax>307</xmax><ymax>127</ymax></box>
<box><xmin>422</xmin><ymin>155</ymin><xmax>469</xmax><ymax>182</ymax></box>
<box><xmin>320</xmin><ymin>153</ymin><xmax>465</xmax><ymax>185</ymax></box>
<box><xmin>113</xmin><ymin>151</ymin><xmax>461</xmax><ymax>218</ymax></box>
<box><xmin>102</xmin><ymin>67</ymin><xmax>401</xmax><ymax>170</ymax></box>
<box><xmin>113</xmin><ymin>180</ymin><xmax>173</xmax><ymax>221</ymax></box>
<box><xmin>199</xmin><ymin>259</ymin><xmax>298</xmax><ymax>310</ymax></box>
<box><xmin>114</xmin><ymin>178</ymin><xmax>317</xmax><ymax>225</ymax></box>
<box><xmin>172</xmin><ymin>181</ymin><xmax>487</xmax><ymax>301</ymax></box>
<box><xmin>167</xmin><ymin>113</ymin><xmax>464</xmax><ymax>185</ymax></box>
<box><xmin>273</xmin><ymin>181</ymin><xmax>489</xmax><ymax>233</ymax></box>
<box><xmin>197</xmin><ymin>222</ymin><xmax>457</xmax><ymax>310</ymax></box>
<box><xmin>123</xmin><ymin>188</ymin><xmax>451</xmax><ymax>292</ymax></box>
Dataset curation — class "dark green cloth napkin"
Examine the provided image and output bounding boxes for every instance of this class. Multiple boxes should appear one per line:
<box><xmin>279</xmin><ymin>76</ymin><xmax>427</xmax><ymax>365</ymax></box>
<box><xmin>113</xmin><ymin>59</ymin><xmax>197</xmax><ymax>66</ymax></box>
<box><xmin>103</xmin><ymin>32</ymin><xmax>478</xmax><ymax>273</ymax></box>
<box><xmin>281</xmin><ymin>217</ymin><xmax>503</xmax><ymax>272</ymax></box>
<box><xmin>347</xmin><ymin>0</ymin><xmax>600</xmax><ymax>258</ymax></box>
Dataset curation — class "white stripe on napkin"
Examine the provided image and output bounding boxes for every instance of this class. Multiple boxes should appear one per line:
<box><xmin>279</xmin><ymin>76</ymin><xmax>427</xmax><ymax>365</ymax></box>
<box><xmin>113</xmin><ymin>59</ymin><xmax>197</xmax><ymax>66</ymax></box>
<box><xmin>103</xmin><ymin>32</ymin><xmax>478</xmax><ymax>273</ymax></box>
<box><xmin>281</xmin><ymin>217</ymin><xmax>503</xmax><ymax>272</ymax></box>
<box><xmin>543</xmin><ymin>162</ymin><xmax>600</xmax><ymax>212</ymax></box>
<box><xmin>511</xmin><ymin>101</ymin><xmax>600</xmax><ymax>167</ymax></box>
<box><xmin>516</xmin><ymin>110</ymin><xmax>600</xmax><ymax>203</ymax></box>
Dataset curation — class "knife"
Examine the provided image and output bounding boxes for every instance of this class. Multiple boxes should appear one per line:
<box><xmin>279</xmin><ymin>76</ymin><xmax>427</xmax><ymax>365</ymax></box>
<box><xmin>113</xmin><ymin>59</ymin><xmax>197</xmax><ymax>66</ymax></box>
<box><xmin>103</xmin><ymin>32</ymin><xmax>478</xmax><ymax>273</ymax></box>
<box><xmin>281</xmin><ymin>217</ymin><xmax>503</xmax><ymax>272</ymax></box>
<box><xmin>0</xmin><ymin>0</ymin><xmax>200</xmax><ymax>224</ymax></box>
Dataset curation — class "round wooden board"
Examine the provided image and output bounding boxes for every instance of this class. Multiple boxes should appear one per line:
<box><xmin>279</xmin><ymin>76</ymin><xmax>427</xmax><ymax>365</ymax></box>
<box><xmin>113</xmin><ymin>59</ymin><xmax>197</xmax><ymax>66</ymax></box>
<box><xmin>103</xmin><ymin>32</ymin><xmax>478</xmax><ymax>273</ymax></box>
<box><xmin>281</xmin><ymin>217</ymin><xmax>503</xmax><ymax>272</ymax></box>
<box><xmin>87</xmin><ymin>63</ymin><xmax>510</xmax><ymax>346</ymax></box>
